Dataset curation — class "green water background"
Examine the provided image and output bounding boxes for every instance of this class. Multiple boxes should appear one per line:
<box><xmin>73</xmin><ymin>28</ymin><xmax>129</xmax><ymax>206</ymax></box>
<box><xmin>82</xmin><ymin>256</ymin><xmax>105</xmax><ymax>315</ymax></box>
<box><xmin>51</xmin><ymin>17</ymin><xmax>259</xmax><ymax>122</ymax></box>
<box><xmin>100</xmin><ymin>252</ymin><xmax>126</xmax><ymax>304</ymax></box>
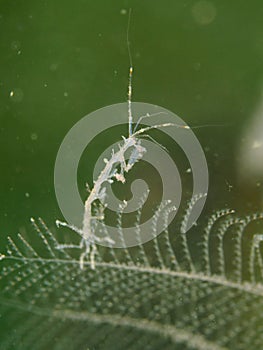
<box><xmin>1</xmin><ymin>0</ymin><xmax>263</xmax><ymax>247</ymax></box>
<box><xmin>1</xmin><ymin>1</ymin><xmax>263</xmax><ymax>349</ymax></box>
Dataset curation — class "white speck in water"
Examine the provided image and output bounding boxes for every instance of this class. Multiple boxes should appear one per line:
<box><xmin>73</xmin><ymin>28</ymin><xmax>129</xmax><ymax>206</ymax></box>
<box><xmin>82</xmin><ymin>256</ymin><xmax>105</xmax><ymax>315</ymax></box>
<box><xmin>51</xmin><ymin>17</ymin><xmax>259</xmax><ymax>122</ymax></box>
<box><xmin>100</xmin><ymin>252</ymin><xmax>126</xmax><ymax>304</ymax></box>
<box><xmin>50</xmin><ymin>63</ymin><xmax>58</xmax><ymax>72</ymax></box>
<box><xmin>120</xmin><ymin>9</ymin><xmax>127</xmax><ymax>15</ymax></box>
<box><xmin>30</xmin><ymin>133</ymin><xmax>38</xmax><ymax>141</ymax></box>
<box><xmin>64</xmin><ymin>91</ymin><xmax>68</xmax><ymax>97</ymax></box>
<box><xmin>44</xmin><ymin>83</ymin><xmax>48</xmax><ymax>88</ymax></box>
<box><xmin>11</xmin><ymin>40</ymin><xmax>21</xmax><ymax>51</ymax></box>
<box><xmin>195</xmin><ymin>94</ymin><xmax>202</xmax><ymax>101</ymax></box>
<box><xmin>25</xmin><ymin>192</ymin><xmax>30</xmax><ymax>198</ymax></box>
<box><xmin>194</xmin><ymin>62</ymin><xmax>201</xmax><ymax>71</ymax></box>
<box><xmin>192</xmin><ymin>1</ymin><xmax>217</xmax><ymax>25</ymax></box>
<box><xmin>186</xmin><ymin>168</ymin><xmax>192</xmax><ymax>173</ymax></box>
<box><xmin>10</xmin><ymin>88</ymin><xmax>24</xmax><ymax>102</ymax></box>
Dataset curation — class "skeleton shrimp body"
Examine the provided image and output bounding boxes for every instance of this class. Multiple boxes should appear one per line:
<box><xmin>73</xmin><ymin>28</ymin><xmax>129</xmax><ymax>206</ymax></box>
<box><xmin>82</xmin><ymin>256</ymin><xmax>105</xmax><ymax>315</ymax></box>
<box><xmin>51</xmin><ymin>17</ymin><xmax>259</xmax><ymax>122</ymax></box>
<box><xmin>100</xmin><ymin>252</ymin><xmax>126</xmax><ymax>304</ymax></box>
<box><xmin>83</xmin><ymin>136</ymin><xmax>146</xmax><ymax>237</ymax></box>
<box><xmin>55</xmin><ymin>10</ymin><xmax>189</xmax><ymax>269</ymax></box>
<box><xmin>56</xmin><ymin>133</ymin><xmax>146</xmax><ymax>269</ymax></box>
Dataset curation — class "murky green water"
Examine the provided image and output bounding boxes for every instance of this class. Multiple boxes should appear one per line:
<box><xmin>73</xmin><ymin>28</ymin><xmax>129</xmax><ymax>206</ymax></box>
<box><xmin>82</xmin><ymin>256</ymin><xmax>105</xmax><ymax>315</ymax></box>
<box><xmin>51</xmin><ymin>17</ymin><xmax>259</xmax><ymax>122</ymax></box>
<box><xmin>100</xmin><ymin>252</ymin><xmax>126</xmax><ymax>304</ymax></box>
<box><xmin>1</xmin><ymin>1</ymin><xmax>263</xmax><ymax>349</ymax></box>
<box><xmin>1</xmin><ymin>0</ymin><xmax>263</xmax><ymax>237</ymax></box>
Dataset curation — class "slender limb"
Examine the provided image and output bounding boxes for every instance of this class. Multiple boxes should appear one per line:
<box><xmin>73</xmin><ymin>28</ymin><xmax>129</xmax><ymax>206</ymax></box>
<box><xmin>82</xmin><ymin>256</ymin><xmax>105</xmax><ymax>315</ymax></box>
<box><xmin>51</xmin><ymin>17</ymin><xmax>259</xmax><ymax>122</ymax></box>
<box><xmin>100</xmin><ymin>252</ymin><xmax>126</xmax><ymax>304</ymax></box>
<box><xmin>80</xmin><ymin>244</ymin><xmax>91</xmax><ymax>270</ymax></box>
<box><xmin>133</xmin><ymin>112</ymin><xmax>167</xmax><ymax>133</ymax></box>
<box><xmin>138</xmin><ymin>134</ymin><xmax>168</xmax><ymax>152</ymax></box>
<box><xmin>56</xmin><ymin>220</ymin><xmax>83</xmax><ymax>237</ymax></box>
<box><xmin>133</xmin><ymin>122</ymin><xmax>190</xmax><ymax>137</ymax></box>
<box><xmin>56</xmin><ymin>236</ymin><xmax>85</xmax><ymax>251</ymax></box>
<box><xmin>127</xmin><ymin>9</ymin><xmax>133</xmax><ymax>137</ymax></box>
<box><xmin>79</xmin><ymin>241</ymin><xmax>99</xmax><ymax>270</ymax></box>
<box><xmin>128</xmin><ymin>67</ymin><xmax>133</xmax><ymax>137</ymax></box>
<box><xmin>90</xmin><ymin>244</ymin><xmax>97</xmax><ymax>269</ymax></box>
<box><xmin>56</xmin><ymin>243</ymin><xmax>82</xmax><ymax>250</ymax></box>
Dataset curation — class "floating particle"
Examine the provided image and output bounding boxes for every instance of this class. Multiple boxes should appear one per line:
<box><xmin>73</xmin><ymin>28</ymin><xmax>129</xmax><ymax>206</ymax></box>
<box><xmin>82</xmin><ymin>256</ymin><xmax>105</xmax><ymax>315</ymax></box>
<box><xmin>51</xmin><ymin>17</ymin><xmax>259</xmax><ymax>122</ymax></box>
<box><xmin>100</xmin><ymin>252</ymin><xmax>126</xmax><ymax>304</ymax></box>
<box><xmin>195</xmin><ymin>94</ymin><xmax>202</xmax><ymax>101</ymax></box>
<box><xmin>11</xmin><ymin>40</ymin><xmax>21</xmax><ymax>51</ymax></box>
<box><xmin>30</xmin><ymin>133</ymin><xmax>38</xmax><ymax>141</ymax></box>
<box><xmin>25</xmin><ymin>192</ymin><xmax>30</xmax><ymax>198</ymax></box>
<box><xmin>192</xmin><ymin>1</ymin><xmax>217</xmax><ymax>25</ymax></box>
<box><xmin>120</xmin><ymin>9</ymin><xmax>127</xmax><ymax>15</ymax></box>
<box><xmin>9</xmin><ymin>88</ymin><xmax>24</xmax><ymax>102</ymax></box>
<box><xmin>49</xmin><ymin>63</ymin><xmax>58</xmax><ymax>72</ymax></box>
<box><xmin>63</xmin><ymin>92</ymin><xmax>68</xmax><ymax>97</ymax></box>
<box><xmin>194</xmin><ymin>62</ymin><xmax>201</xmax><ymax>71</ymax></box>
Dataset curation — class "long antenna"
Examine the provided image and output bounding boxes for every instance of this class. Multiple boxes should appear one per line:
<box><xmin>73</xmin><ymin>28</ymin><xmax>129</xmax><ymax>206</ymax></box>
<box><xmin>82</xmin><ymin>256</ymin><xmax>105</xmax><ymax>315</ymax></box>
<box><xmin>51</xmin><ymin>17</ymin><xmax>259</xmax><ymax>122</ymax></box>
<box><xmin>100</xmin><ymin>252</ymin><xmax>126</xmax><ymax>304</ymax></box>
<box><xmin>127</xmin><ymin>8</ymin><xmax>133</xmax><ymax>137</ymax></box>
